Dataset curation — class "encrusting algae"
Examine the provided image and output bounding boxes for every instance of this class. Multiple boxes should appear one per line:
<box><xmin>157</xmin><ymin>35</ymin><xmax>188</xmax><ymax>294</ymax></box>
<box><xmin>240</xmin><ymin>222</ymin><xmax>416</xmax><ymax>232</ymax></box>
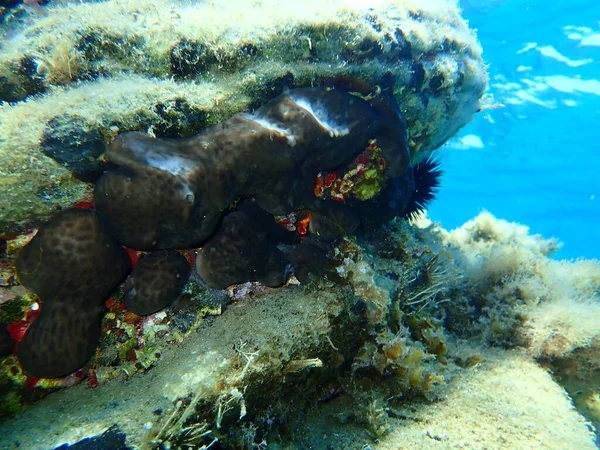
<box><xmin>0</xmin><ymin>1</ymin><xmax>599</xmax><ymax>450</ymax></box>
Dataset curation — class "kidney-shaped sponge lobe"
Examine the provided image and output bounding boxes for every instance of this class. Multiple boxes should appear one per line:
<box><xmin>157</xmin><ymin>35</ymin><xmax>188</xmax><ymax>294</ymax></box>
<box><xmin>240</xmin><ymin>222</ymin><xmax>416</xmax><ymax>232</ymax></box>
<box><xmin>16</xmin><ymin>209</ymin><xmax>129</xmax><ymax>378</ymax></box>
<box><xmin>124</xmin><ymin>250</ymin><xmax>191</xmax><ymax>316</ymax></box>
<box><xmin>94</xmin><ymin>131</ymin><xmax>223</xmax><ymax>250</ymax></box>
<box><xmin>196</xmin><ymin>211</ymin><xmax>288</xmax><ymax>290</ymax></box>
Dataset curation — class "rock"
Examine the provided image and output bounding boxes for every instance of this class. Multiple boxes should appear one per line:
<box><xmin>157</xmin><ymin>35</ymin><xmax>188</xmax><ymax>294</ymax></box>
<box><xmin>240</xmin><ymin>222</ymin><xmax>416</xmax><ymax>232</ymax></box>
<box><xmin>0</xmin><ymin>0</ymin><xmax>486</xmax><ymax>236</ymax></box>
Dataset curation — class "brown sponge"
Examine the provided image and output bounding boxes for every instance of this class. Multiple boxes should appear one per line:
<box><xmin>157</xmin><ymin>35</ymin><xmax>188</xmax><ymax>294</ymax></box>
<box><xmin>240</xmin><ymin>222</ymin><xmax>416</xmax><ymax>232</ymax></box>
<box><xmin>124</xmin><ymin>250</ymin><xmax>190</xmax><ymax>316</ymax></box>
<box><xmin>196</xmin><ymin>211</ymin><xmax>288</xmax><ymax>289</ymax></box>
<box><xmin>95</xmin><ymin>87</ymin><xmax>410</xmax><ymax>251</ymax></box>
<box><xmin>94</xmin><ymin>133</ymin><xmax>221</xmax><ymax>250</ymax></box>
<box><xmin>289</xmin><ymin>243</ymin><xmax>331</xmax><ymax>284</ymax></box>
<box><xmin>16</xmin><ymin>210</ymin><xmax>129</xmax><ymax>378</ymax></box>
<box><xmin>307</xmin><ymin>200</ymin><xmax>359</xmax><ymax>242</ymax></box>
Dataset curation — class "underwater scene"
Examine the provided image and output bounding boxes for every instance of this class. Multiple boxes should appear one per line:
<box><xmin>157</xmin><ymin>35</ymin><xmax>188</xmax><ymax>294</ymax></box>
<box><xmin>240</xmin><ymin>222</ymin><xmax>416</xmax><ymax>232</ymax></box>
<box><xmin>0</xmin><ymin>0</ymin><xmax>598</xmax><ymax>449</ymax></box>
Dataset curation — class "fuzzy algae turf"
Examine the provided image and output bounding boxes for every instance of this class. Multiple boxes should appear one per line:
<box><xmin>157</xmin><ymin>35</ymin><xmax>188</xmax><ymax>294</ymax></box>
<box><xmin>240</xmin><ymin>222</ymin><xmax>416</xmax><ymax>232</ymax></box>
<box><xmin>289</xmin><ymin>346</ymin><xmax>599</xmax><ymax>450</ymax></box>
<box><xmin>0</xmin><ymin>0</ymin><xmax>486</xmax><ymax>235</ymax></box>
<box><xmin>0</xmin><ymin>214</ymin><xmax>599</xmax><ymax>449</ymax></box>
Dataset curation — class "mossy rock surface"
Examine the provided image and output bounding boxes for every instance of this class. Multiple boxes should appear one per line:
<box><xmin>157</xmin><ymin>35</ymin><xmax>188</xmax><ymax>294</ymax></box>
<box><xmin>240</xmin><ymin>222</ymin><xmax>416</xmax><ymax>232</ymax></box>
<box><xmin>0</xmin><ymin>0</ymin><xmax>486</xmax><ymax>236</ymax></box>
<box><xmin>0</xmin><ymin>215</ymin><xmax>598</xmax><ymax>449</ymax></box>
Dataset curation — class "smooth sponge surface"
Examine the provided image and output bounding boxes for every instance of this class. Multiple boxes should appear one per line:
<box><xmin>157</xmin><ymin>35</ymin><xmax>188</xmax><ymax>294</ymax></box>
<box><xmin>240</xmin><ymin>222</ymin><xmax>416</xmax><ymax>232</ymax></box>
<box><xmin>16</xmin><ymin>210</ymin><xmax>129</xmax><ymax>378</ymax></box>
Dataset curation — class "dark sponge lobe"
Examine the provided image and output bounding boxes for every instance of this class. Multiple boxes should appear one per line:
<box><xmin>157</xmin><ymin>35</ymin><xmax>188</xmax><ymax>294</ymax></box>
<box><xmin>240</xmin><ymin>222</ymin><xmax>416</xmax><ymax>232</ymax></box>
<box><xmin>307</xmin><ymin>201</ymin><xmax>359</xmax><ymax>242</ymax></box>
<box><xmin>196</xmin><ymin>211</ymin><xmax>288</xmax><ymax>289</ymax></box>
<box><xmin>124</xmin><ymin>250</ymin><xmax>190</xmax><ymax>316</ymax></box>
<box><xmin>54</xmin><ymin>425</ymin><xmax>131</xmax><ymax>450</ymax></box>
<box><xmin>94</xmin><ymin>132</ymin><xmax>221</xmax><ymax>250</ymax></box>
<box><xmin>290</xmin><ymin>243</ymin><xmax>330</xmax><ymax>284</ymax></box>
<box><xmin>17</xmin><ymin>209</ymin><xmax>128</xmax><ymax>299</ymax></box>
<box><xmin>18</xmin><ymin>301</ymin><xmax>106</xmax><ymax>380</ymax></box>
<box><xmin>16</xmin><ymin>209</ymin><xmax>129</xmax><ymax>378</ymax></box>
<box><xmin>95</xmin><ymin>87</ymin><xmax>411</xmax><ymax>250</ymax></box>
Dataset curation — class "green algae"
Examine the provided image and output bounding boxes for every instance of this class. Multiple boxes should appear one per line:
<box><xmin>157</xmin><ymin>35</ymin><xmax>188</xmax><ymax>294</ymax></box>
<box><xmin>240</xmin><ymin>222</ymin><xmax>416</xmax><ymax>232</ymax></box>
<box><xmin>353</xmin><ymin>169</ymin><xmax>386</xmax><ymax>200</ymax></box>
<box><xmin>0</xmin><ymin>295</ymin><xmax>31</xmax><ymax>323</ymax></box>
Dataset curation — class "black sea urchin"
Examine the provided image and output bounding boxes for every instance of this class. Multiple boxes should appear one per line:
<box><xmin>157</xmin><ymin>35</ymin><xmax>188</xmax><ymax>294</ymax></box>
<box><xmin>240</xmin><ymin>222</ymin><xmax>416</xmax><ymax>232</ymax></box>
<box><xmin>403</xmin><ymin>153</ymin><xmax>442</xmax><ymax>221</ymax></box>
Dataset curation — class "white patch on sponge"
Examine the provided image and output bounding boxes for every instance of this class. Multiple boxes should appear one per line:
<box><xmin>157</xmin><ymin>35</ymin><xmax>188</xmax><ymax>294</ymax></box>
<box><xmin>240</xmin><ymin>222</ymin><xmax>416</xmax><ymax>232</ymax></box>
<box><xmin>243</xmin><ymin>114</ymin><xmax>297</xmax><ymax>147</ymax></box>
<box><xmin>290</xmin><ymin>95</ymin><xmax>350</xmax><ymax>138</ymax></box>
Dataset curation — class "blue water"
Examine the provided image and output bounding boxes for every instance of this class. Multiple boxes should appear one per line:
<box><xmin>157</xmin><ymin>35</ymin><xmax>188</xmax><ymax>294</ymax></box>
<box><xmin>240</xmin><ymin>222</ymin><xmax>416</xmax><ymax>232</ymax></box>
<box><xmin>428</xmin><ymin>0</ymin><xmax>600</xmax><ymax>260</ymax></box>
